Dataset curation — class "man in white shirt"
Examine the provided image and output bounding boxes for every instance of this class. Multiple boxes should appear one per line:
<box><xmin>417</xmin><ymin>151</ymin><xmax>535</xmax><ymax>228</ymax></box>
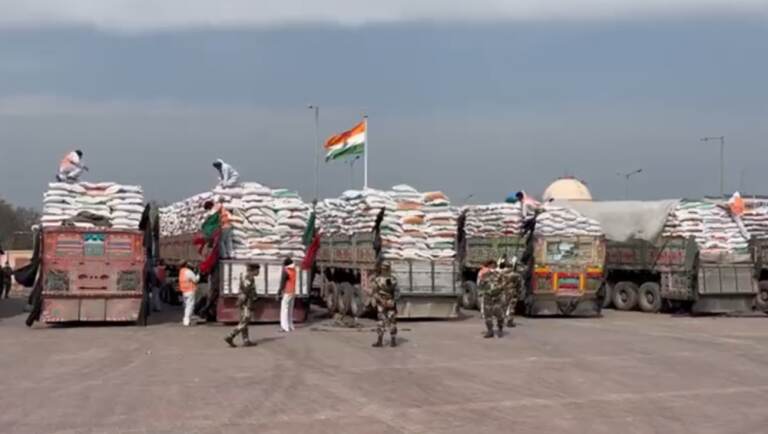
<box><xmin>57</xmin><ymin>150</ymin><xmax>88</xmax><ymax>183</ymax></box>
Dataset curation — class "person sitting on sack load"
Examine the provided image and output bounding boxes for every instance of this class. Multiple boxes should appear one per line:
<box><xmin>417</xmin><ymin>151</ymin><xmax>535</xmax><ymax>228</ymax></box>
<box><xmin>56</xmin><ymin>149</ymin><xmax>88</xmax><ymax>183</ymax></box>
<box><xmin>213</xmin><ymin>158</ymin><xmax>240</xmax><ymax>189</ymax></box>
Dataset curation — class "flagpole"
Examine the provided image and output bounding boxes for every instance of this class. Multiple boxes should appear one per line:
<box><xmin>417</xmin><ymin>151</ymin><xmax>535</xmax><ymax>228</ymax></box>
<box><xmin>363</xmin><ymin>115</ymin><xmax>369</xmax><ymax>190</ymax></box>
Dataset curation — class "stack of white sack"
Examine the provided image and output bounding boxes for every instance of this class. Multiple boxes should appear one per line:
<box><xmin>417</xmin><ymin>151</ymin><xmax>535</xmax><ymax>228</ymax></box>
<box><xmin>463</xmin><ymin>203</ymin><xmax>523</xmax><ymax>237</ymax></box>
<box><xmin>317</xmin><ymin>185</ymin><xmax>457</xmax><ymax>261</ymax></box>
<box><xmin>462</xmin><ymin>203</ymin><xmax>601</xmax><ymax>238</ymax></box>
<box><xmin>42</xmin><ymin>182</ymin><xmax>145</xmax><ymax>229</ymax></box>
<box><xmin>535</xmin><ymin>205</ymin><xmax>603</xmax><ymax>237</ymax></box>
<box><xmin>160</xmin><ymin>182</ymin><xmax>311</xmax><ymax>261</ymax></box>
<box><xmin>662</xmin><ymin>200</ymin><xmax>768</xmax><ymax>261</ymax></box>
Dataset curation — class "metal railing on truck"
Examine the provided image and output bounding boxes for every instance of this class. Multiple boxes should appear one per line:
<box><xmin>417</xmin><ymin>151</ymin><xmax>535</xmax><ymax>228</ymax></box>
<box><xmin>219</xmin><ymin>260</ymin><xmax>310</xmax><ymax>298</ymax></box>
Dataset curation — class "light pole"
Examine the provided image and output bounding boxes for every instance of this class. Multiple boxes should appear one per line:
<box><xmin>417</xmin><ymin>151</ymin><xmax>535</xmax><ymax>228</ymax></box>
<box><xmin>307</xmin><ymin>105</ymin><xmax>320</xmax><ymax>202</ymax></box>
<box><xmin>617</xmin><ymin>169</ymin><xmax>643</xmax><ymax>199</ymax></box>
<box><xmin>700</xmin><ymin>136</ymin><xmax>725</xmax><ymax>198</ymax></box>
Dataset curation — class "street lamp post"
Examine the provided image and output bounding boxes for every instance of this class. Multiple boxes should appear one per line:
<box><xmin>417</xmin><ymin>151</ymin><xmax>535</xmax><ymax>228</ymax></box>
<box><xmin>617</xmin><ymin>169</ymin><xmax>643</xmax><ymax>199</ymax></box>
<box><xmin>307</xmin><ymin>105</ymin><xmax>321</xmax><ymax>202</ymax></box>
<box><xmin>700</xmin><ymin>136</ymin><xmax>725</xmax><ymax>197</ymax></box>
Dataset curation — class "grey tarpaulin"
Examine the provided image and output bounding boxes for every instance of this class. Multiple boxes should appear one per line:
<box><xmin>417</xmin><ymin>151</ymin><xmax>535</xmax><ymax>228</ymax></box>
<box><xmin>552</xmin><ymin>200</ymin><xmax>680</xmax><ymax>242</ymax></box>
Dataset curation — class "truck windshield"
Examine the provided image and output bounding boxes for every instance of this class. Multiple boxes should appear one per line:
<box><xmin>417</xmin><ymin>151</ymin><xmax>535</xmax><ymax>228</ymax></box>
<box><xmin>545</xmin><ymin>240</ymin><xmax>592</xmax><ymax>263</ymax></box>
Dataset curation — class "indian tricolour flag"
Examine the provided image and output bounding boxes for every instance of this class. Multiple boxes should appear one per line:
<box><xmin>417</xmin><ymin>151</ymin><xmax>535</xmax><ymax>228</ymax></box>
<box><xmin>324</xmin><ymin>120</ymin><xmax>366</xmax><ymax>162</ymax></box>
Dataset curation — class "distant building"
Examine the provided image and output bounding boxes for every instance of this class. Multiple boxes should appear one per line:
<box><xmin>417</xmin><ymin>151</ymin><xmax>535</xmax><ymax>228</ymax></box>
<box><xmin>543</xmin><ymin>177</ymin><xmax>593</xmax><ymax>202</ymax></box>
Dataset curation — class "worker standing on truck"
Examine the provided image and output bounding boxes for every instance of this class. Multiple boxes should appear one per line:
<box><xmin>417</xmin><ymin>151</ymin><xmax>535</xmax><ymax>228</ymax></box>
<box><xmin>479</xmin><ymin>257</ymin><xmax>520</xmax><ymax>338</ymax></box>
<box><xmin>56</xmin><ymin>150</ymin><xmax>88</xmax><ymax>183</ymax></box>
<box><xmin>371</xmin><ymin>265</ymin><xmax>399</xmax><ymax>348</ymax></box>
<box><xmin>1</xmin><ymin>261</ymin><xmax>12</xmax><ymax>298</ymax></box>
<box><xmin>213</xmin><ymin>159</ymin><xmax>240</xmax><ymax>189</ymax></box>
<box><xmin>217</xmin><ymin>198</ymin><xmax>234</xmax><ymax>260</ymax></box>
<box><xmin>225</xmin><ymin>264</ymin><xmax>260</xmax><ymax>347</ymax></box>
<box><xmin>278</xmin><ymin>258</ymin><xmax>297</xmax><ymax>333</ymax></box>
<box><xmin>725</xmin><ymin>192</ymin><xmax>751</xmax><ymax>241</ymax></box>
<box><xmin>178</xmin><ymin>262</ymin><xmax>199</xmax><ymax>327</ymax></box>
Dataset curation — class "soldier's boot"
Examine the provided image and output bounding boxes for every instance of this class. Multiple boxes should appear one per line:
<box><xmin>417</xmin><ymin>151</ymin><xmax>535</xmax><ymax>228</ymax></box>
<box><xmin>372</xmin><ymin>334</ymin><xmax>384</xmax><ymax>347</ymax></box>
<box><xmin>496</xmin><ymin>323</ymin><xmax>504</xmax><ymax>338</ymax></box>
<box><xmin>224</xmin><ymin>336</ymin><xmax>237</xmax><ymax>348</ymax></box>
<box><xmin>390</xmin><ymin>335</ymin><xmax>397</xmax><ymax>347</ymax></box>
<box><xmin>242</xmin><ymin>340</ymin><xmax>256</xmax><ymax>347</ymax></box>
<box><xmin>483</xmin><ymin>322</ymin><xmax>495</xmax><ymax>339</ymax></box>
<box><xmin>507</xmin><ymin>317</ymin><xmax>517</xmax><ymax>328</ymax></box>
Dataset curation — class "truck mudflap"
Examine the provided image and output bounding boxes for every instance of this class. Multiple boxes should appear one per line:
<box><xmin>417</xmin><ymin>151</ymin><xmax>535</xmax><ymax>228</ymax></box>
<box><xmin>396</xmin><ymin>294</ymin><xmax>459</xmax><ymax>319</ymax></box>
<box><xmin>692</xmin><ymin>264</ymin><xmax>758</xmax><ymax>314</ymax></box>
<box><xmin>216</xmin><ymin>295</ymin><xmax>310</xmax><ymax>324</ymax></box>
<box><xmin>41</xmin><ymin>293</ymin><xmax>144</xmax><ymax>322</ymax></box>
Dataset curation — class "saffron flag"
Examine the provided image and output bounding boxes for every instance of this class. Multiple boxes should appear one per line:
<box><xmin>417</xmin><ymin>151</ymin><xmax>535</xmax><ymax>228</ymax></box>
<box><xmin>324</xmin><ymin>120</ymin><xmax>365</xmax><ymax>162</ymax></box>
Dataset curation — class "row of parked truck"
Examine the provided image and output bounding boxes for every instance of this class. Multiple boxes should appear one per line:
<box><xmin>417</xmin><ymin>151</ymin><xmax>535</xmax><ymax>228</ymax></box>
<box><xmin>27</xmin><ymin>199</ymin><xmax>768</xmax><ymax>326</ymax></box>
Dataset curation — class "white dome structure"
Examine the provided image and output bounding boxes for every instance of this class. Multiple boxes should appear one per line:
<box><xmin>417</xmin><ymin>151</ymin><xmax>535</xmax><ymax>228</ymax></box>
<box><xmin>543</xmin><ymin>177</ymin><xmax>593</xmax><ymax>202</ymax></box>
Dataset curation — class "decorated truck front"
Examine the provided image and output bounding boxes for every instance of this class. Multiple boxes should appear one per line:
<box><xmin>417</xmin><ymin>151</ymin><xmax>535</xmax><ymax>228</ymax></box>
<box><xmin>40</xmin><ymin>227</ymin><xmax>147</xmax><ymax>323</ymax></box>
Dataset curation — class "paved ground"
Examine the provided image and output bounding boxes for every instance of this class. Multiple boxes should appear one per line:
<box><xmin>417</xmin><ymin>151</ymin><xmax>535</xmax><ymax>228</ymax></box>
<box><xmin>1</xmin><ymin>298</ymin><xmax>768</xmax><ymax>434</ymax></box>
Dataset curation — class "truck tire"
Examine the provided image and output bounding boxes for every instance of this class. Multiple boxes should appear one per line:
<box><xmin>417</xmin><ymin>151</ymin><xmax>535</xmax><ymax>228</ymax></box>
<box><xmin>756</xmin><ymin>281</ymin><xmax>768</xmax><ymax>312</ymax></box>
<box><xmin>324</xmin><ymin>282</ymin><xmax>338</xmax><ymax>315</ymax></box>
<box><xmin>349</xmin><ymin>285</ymin><xmax>368</xmax><ymax>318</ymax></box>
<box><xmin>337</xmin><ymin>282</ymin><xmax>353</xmax><ymax>316</ymax></box>
<box><xmin>602</xmin><ymin>282</ymin><xmax>614</xmax><ymax>309</ymax></box>
<box><xmin>612</xmin><ymin>281</ymin><xmax>639</xmax><ymax>311</ymax></box>
<box><xmin>462</xmin><ymin>281</ymin><xmax>479</xmax><ymax>310</ymax></box>
<box><xmin>638</xmin><ymin>282</ymin><xmax>662</xmax><ymax>313</ymax></box>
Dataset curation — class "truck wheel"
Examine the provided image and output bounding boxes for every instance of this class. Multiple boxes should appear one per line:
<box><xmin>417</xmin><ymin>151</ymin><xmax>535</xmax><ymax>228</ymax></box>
<box><xmin>638</xmin><ymin>282</ymin><xmax>662</xmax><ymax>313</ymax></box>
<box><xmin>337</xmin><ymin>282</ymin><xmax>353</xmax><ymax>316</ymax></box>
<box><xmin>602</xmin><ymin>282</ymin><xmax>614</xmax><ymax>309</ymax></box>
<box><xmin>756</xmin><ymin>281</ymin><xmax>768</xmax><ymax>312</ymax></box>
<box><xmin>612</xmin><ymin>281</ymin><xmax>639</xmax><ymax>311</ymax></box>
<box><xmin>349</xmin><ymin>285</ymin><xmax>367</xmax><ymax>318</ymax></box>
<box><xmin>324</xmin><ymin>282</ymin><xmax>338</xmax><ymax>315</ymax></box>
<box><xmin>462</xmin><ymin>281</ymin><xmax>479</xmax><ymax>310</ymax></box>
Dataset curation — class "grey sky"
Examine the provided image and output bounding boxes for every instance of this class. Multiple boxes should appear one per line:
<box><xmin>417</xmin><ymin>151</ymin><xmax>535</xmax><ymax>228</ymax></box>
<box><xmin>0</xmin><ymin>8</ymin><xmax>766</xmax><ymax>208</ymax></box>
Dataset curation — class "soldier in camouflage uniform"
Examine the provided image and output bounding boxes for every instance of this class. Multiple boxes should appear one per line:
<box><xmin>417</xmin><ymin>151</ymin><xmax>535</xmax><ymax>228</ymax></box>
<box><xmin>225</xmin><ymin>264</ymin><xmax>260</xmax><ymax>347</ymax></box>
<box><xmin>479</xmin><ymin>257</ymin><xmax>522</xmax><ymax>338</ymax></box>
<box><xmin>370</xmin><ymin>265</ymin><xmax>398</xmax><ymax>348</ymax></box>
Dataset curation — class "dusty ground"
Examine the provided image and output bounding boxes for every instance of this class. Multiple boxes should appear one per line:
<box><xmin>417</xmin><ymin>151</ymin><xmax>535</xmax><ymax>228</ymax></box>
<box><xmin>1</xmin><ymin>297</ymin><xmax>767</xmax><ymax>434</ymax></box>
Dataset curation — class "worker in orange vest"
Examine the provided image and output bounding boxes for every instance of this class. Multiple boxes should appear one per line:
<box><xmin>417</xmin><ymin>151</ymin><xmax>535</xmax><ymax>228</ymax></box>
<box><xmin>56</xmin><ymin>149</ymin><xmax>89</xmax><ymax>183</ymax></box>
<box><xmin>477</xmin><ymin>260</ymin><xmax>496</xmax><ymax>285</ymax></box>
<box><xmin>278</xmin><ymin>257</ymin><xmax>297</xmax><ymax>332</ymax></box>
<box><xmin>726</xmin><ymin>192</ymin><xmax>751</xmax><ymax>241</ymax></box>
<box><xmin>178</xmin><ymin>261</ymin><xmax>199</xmax><ymax>326</ymax></box>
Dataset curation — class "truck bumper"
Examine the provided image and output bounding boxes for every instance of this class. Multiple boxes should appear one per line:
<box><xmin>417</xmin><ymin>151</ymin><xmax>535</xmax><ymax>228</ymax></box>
<box><xmin>691</xmin><ymin>294</ymin><xmax>756</xmax><ymax>315</ymax></box>
<box><xmin>216</xmin><ymin>296</ymin><xmax>310</xmax><ymax>324</ymax></box>
<box><xmin>528</xmin><ymin>294</ymin><xmax>601</xmax><ymax>317</ymax></box>
<box><xmin>41</xmin><ymin>294</ymin><xmax>143</xmax><ymax>323</ymax></box>
<box><xmin>397</xmin><ymin>295</ymin><xmax>459</xmax><ymax>319</ymax></box>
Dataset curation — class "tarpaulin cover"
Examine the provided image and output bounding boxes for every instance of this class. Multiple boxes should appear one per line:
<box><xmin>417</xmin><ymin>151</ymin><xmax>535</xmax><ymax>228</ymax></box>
<box><xmin>553</xmin><ymin>200</ymin><xmax>680</xmax><ymax>242</ymax></box>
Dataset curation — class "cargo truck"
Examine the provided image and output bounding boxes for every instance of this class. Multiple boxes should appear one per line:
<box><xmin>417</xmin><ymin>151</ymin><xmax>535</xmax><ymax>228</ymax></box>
<box><xmin>604</xmin><ymin>237</ymin><xmax>761</xmax><ymax>314</ymax></box>
<box><xmin>753</xmin><ymin>237</ymin><xmax>768</xmax><ymax>311</ymax></box>
<box><xmin>33</xmin><ymin>225</ymin><xmax>150</xmax><ymax>324</ymax></box>
<box><xmin>159</xmin><ymin>233</ymin><xmax>310</xmax><ymax>323</ymax></box>
<box><xmin>456</xmin><ymin>211</ymin><xmax>606</xmax><ymax>317</ymax></box>
<box><xmin>314</xmin><ymin>230</ymin><xmax>460</xmax><ymax>319</ymax></box>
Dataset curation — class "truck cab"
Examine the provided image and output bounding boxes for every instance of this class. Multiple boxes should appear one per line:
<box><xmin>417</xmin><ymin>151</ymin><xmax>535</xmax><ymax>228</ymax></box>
<box><xmin>527</xmin><ymin>235</ymin><xmax>605</xmax><ymax>316</ymax></box>
<box><xmin>40</xmin><ymin>227</ymin><xmax>147</xmax><ymax>323</ymax></box>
